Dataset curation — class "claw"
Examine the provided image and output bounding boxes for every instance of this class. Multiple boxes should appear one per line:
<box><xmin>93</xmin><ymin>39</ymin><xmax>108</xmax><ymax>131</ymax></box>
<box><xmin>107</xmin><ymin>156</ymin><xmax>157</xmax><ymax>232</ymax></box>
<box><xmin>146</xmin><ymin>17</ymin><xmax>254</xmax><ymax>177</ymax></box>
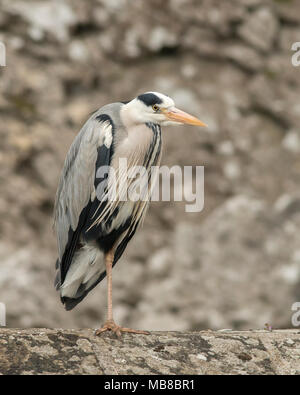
<box><xmin>95</xmin><ymin>320</ymin><xmax>149</xmax><ymax>337</ymax></box>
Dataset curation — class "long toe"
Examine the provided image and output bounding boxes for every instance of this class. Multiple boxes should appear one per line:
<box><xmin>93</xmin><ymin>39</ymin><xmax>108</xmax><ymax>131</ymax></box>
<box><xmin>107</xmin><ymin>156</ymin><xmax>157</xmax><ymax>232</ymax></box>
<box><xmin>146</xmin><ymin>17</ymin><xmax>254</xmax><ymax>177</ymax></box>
<box><xmin>95</xmin><ymin>320</ymin><xmax>149</xmax><ymax>337</ymax></box>
<box><xmin>119</xmin><ymin>327</ymin><xmax>150</xmax><ymax>335</ymax></box>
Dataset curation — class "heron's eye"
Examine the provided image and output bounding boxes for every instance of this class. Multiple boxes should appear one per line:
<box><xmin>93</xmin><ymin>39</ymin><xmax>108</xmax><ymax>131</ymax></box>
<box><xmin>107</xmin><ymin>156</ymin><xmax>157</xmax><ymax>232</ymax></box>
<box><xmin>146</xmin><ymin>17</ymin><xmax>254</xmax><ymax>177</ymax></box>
<box><xmin>152</xmin><ymin>104</ymin><xmax>159</xmax><ymax>112</ymax></box>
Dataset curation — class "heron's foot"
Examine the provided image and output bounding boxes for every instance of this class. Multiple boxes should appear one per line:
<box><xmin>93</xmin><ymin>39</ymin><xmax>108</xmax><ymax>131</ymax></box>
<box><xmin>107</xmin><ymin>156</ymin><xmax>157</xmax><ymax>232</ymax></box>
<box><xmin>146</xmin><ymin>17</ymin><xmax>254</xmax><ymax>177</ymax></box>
<box><xmin>95</xmin><ymin>319</ymin><xmax>149</xmax><ymax>337</ymax></box>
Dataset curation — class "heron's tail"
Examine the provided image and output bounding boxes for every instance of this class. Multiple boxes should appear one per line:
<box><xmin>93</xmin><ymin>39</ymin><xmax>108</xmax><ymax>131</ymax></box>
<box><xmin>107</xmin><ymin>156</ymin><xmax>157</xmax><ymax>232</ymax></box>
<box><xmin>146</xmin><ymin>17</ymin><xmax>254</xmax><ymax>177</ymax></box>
<box><xmin>58</xmin><ymin>243</ymin><xmax>105</xmax><ymax>310</ymax></box>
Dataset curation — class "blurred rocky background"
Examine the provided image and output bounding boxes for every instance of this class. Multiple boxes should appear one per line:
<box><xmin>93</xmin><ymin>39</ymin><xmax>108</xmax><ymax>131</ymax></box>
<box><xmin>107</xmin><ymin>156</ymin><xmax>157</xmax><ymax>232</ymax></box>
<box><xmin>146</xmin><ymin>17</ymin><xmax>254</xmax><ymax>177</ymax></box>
<box><xmin>0</xmin><ymin>0</ymin><xmax>300</xmax><ymax>331</ymax></box>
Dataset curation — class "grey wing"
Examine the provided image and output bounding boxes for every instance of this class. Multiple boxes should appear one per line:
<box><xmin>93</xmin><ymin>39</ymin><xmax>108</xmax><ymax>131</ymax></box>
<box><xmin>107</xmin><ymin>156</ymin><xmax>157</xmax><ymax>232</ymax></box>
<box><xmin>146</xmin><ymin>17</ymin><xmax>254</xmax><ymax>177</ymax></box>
<box><xmin>54</xmin><ymin>113</ymin><xmax>115</xmax><ymax>288</ymax></box>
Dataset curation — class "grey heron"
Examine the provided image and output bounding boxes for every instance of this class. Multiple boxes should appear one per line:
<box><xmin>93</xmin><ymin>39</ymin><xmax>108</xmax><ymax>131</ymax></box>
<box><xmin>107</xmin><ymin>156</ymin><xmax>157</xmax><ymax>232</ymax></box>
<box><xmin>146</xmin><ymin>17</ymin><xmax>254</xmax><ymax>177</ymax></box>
<box><xmin>54</xmin><ymin>92</ymin><xmax>206</xmax><ymax>336</ymax></box>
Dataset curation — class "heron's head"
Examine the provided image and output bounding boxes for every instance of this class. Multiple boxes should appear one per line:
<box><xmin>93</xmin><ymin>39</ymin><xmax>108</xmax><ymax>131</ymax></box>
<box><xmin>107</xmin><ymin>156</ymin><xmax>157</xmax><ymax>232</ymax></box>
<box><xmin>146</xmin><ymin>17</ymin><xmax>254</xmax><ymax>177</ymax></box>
<box><xmin>121</xmin><ymin>92</ymin><xmax>207</xmax><ymax>127</ymax></box>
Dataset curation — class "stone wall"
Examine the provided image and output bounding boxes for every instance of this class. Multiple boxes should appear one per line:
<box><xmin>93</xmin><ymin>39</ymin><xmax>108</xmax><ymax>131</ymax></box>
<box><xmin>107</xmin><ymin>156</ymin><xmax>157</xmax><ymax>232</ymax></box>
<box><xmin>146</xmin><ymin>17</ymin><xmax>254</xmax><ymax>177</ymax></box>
<box><xmin>0</xmin><ymin>329</ymin><xmax>299</xmax><ymax>374</ymax></box>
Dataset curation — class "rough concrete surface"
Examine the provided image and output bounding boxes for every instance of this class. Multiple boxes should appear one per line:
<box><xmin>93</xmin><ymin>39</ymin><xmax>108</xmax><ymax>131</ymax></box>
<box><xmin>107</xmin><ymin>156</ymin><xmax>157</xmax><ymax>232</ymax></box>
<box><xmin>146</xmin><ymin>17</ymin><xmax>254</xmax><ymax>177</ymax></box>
<box><xmin>0</xmin><ymin>329</ymin><xmax>299</xmax><ymax>375</ymax></box>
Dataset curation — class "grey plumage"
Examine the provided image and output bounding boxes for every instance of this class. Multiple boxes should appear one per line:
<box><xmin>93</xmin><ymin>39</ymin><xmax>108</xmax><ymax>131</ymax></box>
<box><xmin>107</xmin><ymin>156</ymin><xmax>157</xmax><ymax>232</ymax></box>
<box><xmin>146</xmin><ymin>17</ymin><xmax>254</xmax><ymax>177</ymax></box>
<box><xmin>54</xmin><ymin>92</ymin><xmax>206</xmax><ymax>329</ymax></box>
<box><xmin>54</xmin><ymin>101</ymin><xmax>161</xmax><ymax>310</ymax></box>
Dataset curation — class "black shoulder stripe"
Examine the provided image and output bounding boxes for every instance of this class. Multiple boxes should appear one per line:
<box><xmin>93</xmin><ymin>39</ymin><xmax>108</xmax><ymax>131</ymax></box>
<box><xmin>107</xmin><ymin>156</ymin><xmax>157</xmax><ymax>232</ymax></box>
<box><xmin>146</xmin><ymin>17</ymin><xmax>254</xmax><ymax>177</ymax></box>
<box><xmin>95</xmin><ymin>113</ymin><xmax>114</xmax><ymax>125</ymax></box>
<box><xmin>94</xmin><ymin>145</ymin><xmax>110</xmax><ymax>189</ymax></box>
<box><xmin>82</xmin><ymin>113</ymin><xmax>116</xmax><ymax>241</ymax></box>
<box><xmin>58</xmin><ymin>114</ymin><xmax>116</xmax><ymax>286</ymax></box>
<box><xmin>94</xmin><ymin>114</ymin><xmax>115</xmax><ymax>189</ymax></box>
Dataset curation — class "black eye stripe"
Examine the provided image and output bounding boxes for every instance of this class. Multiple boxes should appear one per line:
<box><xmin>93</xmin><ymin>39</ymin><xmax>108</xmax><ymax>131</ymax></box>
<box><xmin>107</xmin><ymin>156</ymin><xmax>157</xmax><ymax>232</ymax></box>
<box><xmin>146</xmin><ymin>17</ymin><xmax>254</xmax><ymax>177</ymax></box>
<box><xmin>137</xmin><ymin>93</ymin><xmax>163</xmax><ymax>107</ymax></box>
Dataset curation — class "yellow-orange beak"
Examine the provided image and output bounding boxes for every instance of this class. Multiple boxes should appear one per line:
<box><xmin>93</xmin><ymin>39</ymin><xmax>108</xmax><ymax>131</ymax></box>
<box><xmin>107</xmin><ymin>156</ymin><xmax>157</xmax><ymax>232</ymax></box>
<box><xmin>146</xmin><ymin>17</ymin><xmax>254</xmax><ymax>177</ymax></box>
<box><xmin>163</xmin><ymin>107</ymin><xmax>207</xmax><ymax>127</ymax></box>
